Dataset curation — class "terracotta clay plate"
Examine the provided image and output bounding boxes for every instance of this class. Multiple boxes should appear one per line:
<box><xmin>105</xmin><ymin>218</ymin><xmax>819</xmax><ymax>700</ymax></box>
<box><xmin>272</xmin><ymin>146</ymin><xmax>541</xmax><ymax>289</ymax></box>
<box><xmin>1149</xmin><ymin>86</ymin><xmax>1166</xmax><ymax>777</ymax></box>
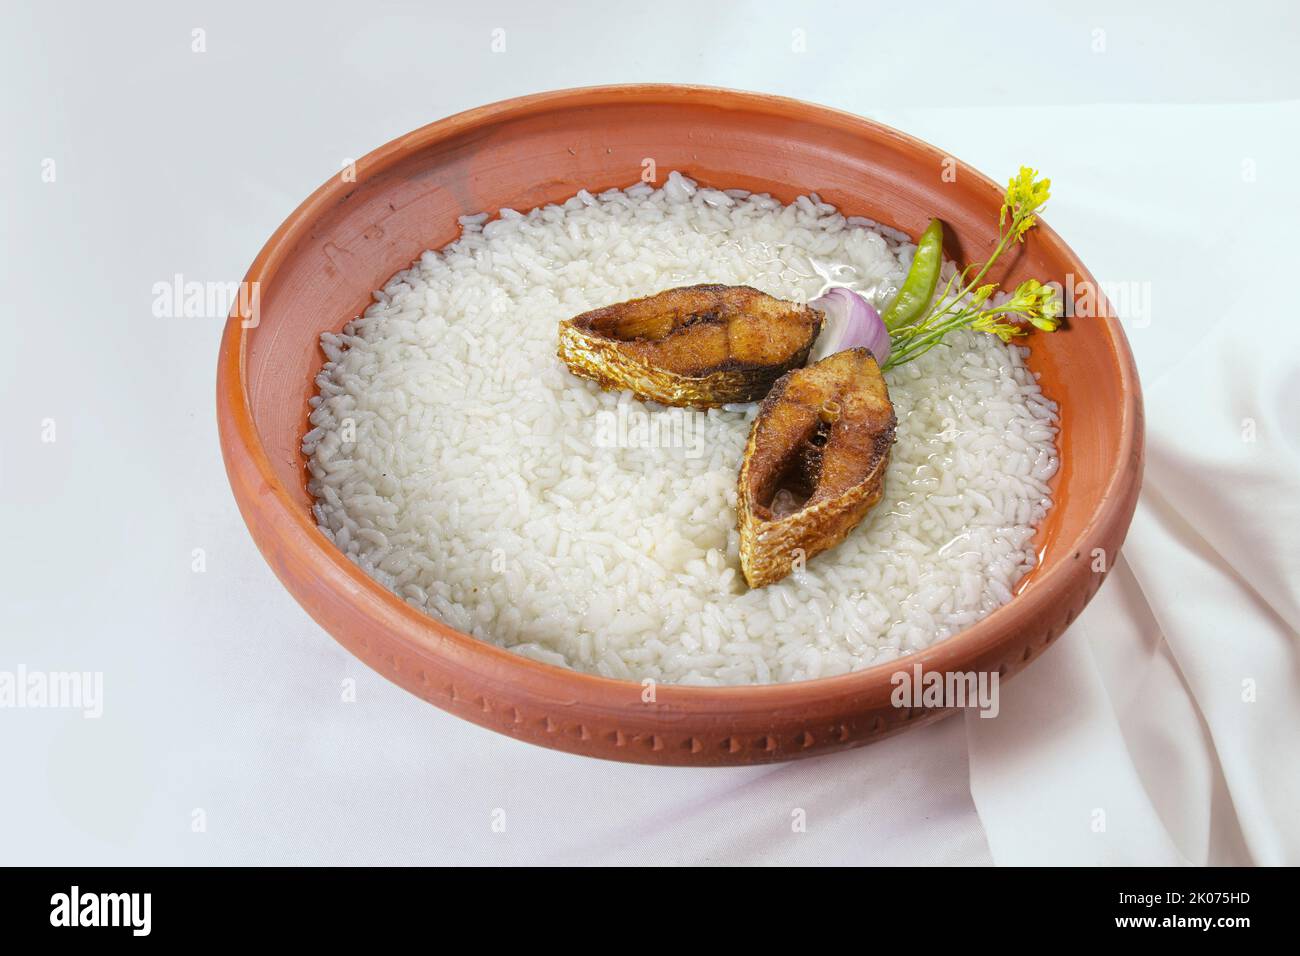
<box><xmin>216</xmin><ymin>85</ymin><xmax>1143</xmax><ymax>766</ymax></box>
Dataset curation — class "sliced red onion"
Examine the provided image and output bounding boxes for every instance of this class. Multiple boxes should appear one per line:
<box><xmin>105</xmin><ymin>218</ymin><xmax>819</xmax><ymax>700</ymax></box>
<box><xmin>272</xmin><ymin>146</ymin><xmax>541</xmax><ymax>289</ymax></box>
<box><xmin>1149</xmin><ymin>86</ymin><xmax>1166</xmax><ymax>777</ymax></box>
<box><xmin>808</xmin><ymin>287</ymin><xmax>890</xmax><ymax>366</ymax></box>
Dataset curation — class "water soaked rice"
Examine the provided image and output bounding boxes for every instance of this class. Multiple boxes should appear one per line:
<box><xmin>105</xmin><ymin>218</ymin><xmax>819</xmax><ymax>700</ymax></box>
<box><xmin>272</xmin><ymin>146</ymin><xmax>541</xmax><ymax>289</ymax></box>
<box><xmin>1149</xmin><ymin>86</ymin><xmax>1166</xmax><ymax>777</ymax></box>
<box><xmin>302</xmin><ymin>173</ymin><xmax>1060</xmax><ymax>686</ymax></box>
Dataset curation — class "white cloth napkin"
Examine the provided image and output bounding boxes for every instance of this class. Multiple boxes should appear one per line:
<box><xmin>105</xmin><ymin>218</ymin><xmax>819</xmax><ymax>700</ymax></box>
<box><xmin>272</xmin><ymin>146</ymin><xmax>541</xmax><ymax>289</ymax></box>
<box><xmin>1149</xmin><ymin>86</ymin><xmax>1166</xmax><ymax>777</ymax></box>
<box><xmin>967</xmin><ymin>299</ymin><xmax>1300</xmax><ymax>866</ymax></box>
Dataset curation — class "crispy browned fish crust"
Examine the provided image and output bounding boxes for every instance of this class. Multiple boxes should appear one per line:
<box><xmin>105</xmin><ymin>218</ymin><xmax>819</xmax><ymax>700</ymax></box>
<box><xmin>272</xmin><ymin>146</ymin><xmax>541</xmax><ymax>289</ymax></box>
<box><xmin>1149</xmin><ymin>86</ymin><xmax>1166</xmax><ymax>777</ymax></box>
<box><xmin>557</xmin><ymin>285</ymin><xmax>822</xmax><ymax>408</ymax></box>
<box><xmin>737</xmin><ymin>348</ymin><xmax>896</xmax><ymax>588</ymax></box>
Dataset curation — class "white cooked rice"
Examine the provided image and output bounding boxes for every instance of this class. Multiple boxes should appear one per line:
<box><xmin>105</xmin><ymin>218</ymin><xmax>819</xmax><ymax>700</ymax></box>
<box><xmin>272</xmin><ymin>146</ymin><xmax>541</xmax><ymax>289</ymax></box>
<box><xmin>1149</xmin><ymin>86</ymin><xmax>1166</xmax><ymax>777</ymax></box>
<box><xmin>303</xmin><ymin>173</ymin><xmax>1059</xmax><ymax>686</ymax></box>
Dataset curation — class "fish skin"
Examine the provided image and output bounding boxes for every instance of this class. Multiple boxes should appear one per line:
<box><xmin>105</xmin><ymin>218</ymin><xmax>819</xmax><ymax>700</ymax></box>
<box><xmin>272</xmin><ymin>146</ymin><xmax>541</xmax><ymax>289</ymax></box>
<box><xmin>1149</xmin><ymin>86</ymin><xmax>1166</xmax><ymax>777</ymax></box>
<box><xmin>737</xmin><ymin>348</ymin><xmax>896</xmax><ymax>588</ymax></box>
<box><xmin>556</xmin><ymin>285</ymin><xmax>822</xmax><ymax>408</ymax></box>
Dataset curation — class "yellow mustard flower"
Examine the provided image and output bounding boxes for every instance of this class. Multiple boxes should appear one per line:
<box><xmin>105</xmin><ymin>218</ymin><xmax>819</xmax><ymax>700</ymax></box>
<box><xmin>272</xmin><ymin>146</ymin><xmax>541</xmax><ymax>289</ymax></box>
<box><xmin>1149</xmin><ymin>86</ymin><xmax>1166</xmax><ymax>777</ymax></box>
<box><xmin>972</xmin><ymin>313</ymin><xmax>1026</xmax><ymax>342</ymax></box>
<box><xmin>1000</xmin><ymin>167</ymin><xmax>1051</xmax><ymax>242</ymax></box>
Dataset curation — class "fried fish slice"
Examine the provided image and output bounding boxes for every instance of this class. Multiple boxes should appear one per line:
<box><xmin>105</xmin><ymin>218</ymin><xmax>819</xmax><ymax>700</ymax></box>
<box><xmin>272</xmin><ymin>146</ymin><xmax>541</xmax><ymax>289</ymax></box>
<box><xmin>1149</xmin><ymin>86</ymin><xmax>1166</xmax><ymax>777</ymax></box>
<box><xmin>737</xmin><ymin>348</ymin><xmax>896</xmax><ymax>588</ymax></box>
<box><xmin>557</xmin><ymin>285</ymin><xmax>823</xmax><ymax>408</ymax></box>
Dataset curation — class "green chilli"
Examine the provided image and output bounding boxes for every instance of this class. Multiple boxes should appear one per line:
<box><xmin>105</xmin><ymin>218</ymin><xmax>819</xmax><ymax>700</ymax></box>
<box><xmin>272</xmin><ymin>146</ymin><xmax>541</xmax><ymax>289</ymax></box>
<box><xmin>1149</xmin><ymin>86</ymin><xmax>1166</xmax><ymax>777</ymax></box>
<box><xmin>881</xmin><ymin>218</ymin><xmax>943</xmax><ymax>331</ymax></box>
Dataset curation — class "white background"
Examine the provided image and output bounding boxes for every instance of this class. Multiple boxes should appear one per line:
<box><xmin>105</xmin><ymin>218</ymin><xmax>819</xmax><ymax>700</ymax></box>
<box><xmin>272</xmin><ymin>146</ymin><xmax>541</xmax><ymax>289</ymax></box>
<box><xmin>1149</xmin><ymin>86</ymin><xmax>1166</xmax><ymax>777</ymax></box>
<box><xmin>3</xmin><ymin>0</ymin><xmax>1297</xmax><ymax>865</ymax></box>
